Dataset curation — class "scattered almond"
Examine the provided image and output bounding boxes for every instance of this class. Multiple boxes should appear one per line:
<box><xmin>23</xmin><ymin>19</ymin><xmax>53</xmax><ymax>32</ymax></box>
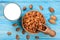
<box><xmin>50</xmin><ymin>15</ymin><xmax>57</xmax><ymax>20</ymax></box>
<box><xmin>29</xmin><ymin>4</ymin><xmax>33</xmax><ymax>9</ymax></box>
<box><xmin>22</xmin><ymin>29</ymin><xmax>26</xmax><ymax>34</ymax></box>
<box><xmin>16</xmin><ymin>28</ymin><xmax>20</xmax><ymax>32</ymax></box>
<box><xmin>7</xmin><ymin>32</ymin><xmax>11</xmax><ymax>35</ymax></box>
<box><xmin>13</xmin><ymin>23</ymin><xmax>18</xmax><ymax>26</ymax></box>
<box><xmin>49</xmin><ymin>7</ymin><xmax>54</xmax><ymax>13</ymax></box>
<box><xmin>40</xmin><ymin>6</ymin><xmax>43</xmax><ymax>10</ymax></box>
<box><xmin>49</xmin><ymin>19</ymin><xmax>56</xmax><ymax>24</ymax></box>
<box><xmin>26</xmin><ymin>35</ymin><xmax>30</xmax><ymax>39</ymax></box>
<box><xmin>23</xmin><ymin>6</ymin><xmax>26</xmax><ymax>10</ymax></box>
<box><xmin>16</xmin><ymin>35</ymin><xmax>19</xmax><ymax>39</ymax></box>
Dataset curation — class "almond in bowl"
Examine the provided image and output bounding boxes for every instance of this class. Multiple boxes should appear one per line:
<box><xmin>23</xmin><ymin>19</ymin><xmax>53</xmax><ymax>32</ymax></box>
<box><xmin>22</xmin><ymin>11</ymin><xmax>46</xmax><ymax>34</ymax></box>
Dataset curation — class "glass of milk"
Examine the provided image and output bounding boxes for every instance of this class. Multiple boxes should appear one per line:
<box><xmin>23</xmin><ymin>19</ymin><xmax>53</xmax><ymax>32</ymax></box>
<box><xmin>4</xmin><ymin>3</ymin><xmax>21</xmax><ymax>21</ymax></box>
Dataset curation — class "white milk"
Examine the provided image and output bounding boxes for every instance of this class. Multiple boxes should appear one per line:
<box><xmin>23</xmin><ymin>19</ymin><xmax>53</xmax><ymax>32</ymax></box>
<box><xmin>4</xmin><ymin>3</ymin><xmax>21</xmax><ymax>20</ymax></box>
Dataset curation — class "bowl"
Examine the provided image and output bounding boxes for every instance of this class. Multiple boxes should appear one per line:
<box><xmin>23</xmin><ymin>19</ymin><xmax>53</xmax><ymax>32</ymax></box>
<box><xmin>22</xmin><ymin>10</ymin><xmax>46</xmax><ymax>34</ymax></box>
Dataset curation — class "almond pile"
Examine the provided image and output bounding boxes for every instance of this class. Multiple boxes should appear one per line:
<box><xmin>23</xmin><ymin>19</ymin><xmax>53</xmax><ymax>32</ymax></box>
<box><xmin>22</xmin><ymin>11</ymin><xmax>46</xmax><ymax>33</ymax></box>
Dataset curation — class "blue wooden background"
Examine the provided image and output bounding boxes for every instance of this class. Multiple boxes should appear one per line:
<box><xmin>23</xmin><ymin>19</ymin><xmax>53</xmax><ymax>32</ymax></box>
<box><xmin>0</xmin><ymin>0</ymin><xmax>60</xmax><ymax>40</ymax></box>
